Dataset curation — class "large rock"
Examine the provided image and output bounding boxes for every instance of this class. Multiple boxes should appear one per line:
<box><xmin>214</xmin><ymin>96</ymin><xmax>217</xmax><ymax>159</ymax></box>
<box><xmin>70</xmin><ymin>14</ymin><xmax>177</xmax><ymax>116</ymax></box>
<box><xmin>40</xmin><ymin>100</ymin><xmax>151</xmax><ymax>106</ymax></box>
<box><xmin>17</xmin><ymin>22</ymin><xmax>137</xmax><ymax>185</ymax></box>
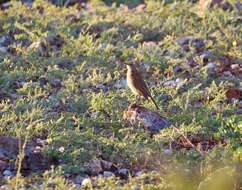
<box><xmin>123</xmin><ymin>103</ymin><xmax>171</xmax><ymax>134</ymax></box>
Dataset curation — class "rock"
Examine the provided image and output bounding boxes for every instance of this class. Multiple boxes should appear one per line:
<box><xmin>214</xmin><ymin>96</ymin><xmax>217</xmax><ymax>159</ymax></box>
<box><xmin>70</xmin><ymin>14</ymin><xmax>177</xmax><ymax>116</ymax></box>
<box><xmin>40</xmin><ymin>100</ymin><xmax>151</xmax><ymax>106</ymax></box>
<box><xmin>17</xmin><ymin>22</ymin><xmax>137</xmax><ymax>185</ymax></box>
<box><xmin>230</xmin><ymin>64</ymin><xmax>239</xmax><ymax>70</ymax></box>
<box><xmin>170</xmin><ymin>106</ymin><xmax>182</xmax><ymax>114</ymax></box>
<box><xmin>87</xmin><ymin>159</ymin><xmax>114</xmax><ymax>175</ymax></box>
<box><xmin>64</xmin><ymin>173</ymin><xmax>71</xmax><ymax>178</ymax></box>
<box><xmin>118</xmin><ymin>168</ymin><xmax>129</xmax><ymax>175</ymax></box>
<box><xmin>75</xmin><ymin>175</ymin><xmax>84</xmax><ymax>184</ymax></box>
<box><xmin>191</xmin><ymin>38</ymin><xmax>205</xmax><ymax>52</ymax></box>
<box><xmin>200</xmin><ymin>50</ymin><xmax>213</xmax><ymax>63</ymax></box>
<box><xmin>221</xmin><ymin>1</ymin><xmax>233</xmax><ymax>10</ymax></box>
<box><xmin>0</xmin><ymin>148</ymin><xmax>9</xmax><ymax>161</ymax></box>
<box><xmin>205</xmin><ymin>62</ymin><xmax>219</xmax><ymax>74</ymax></box>
<box><xmin>123</xmin><ymin>103</ymin><xmax>171</xmax><ymax>134</ymax></box>
<box><xmin>81</xmin><ymin>178</ymin><xmax>91</xmax><ymax>186</ymax></box>
<box><xmin>163</xmin><ymin>149</ymin><xmax>173</xmax><ymax>156</ymax></box>
<box><xmin>206</xmin><ymin>62</ymin><xmax>217</xmax><ymax>69</ymax></box>
<box><xmin>45</xmin><ymin>34</ymin><xmax>64</xmax><ymax>50</ymax></box>
<box><xmin>142</xmin><ymin>41</ymin><xmax>157</xmax><ymax>47</ymax></box>
<box><xmin>117</xmin><ymin>168</ymin><xmax>129</xmax><ymax>179</ymax></box>
<box><xmin>0</xmin><ymin>160</ymin><xmax>8</xmax><ymax>171</ymax></box>
<box><xmin>114</xmin><ymin>79</ymin><xmax>127</xmax><ymax>89</ymax></box>
<box><xmin>100</xmin><ymin>160</ymin><xmax>114</xmax><ymax>171</ymax></box>
<box><xmin>173</xmin><ymin>65</ymin><xmax>183</xmax><ymax>73</ymax></box>
<box><xmin>135</xmin><ymin>4</ymin><xmax>146</xmax><ymax>12</ymax></box>
<box><xmin>135</xmin><ymin>171</ymin><xmax>143</xmax><ymax>176</ymax></box>
<box><xmin>28</xmin><ymin>41</ymin><xmax>48</xmax><ymax>56</ymax></box>
<box><xmin>58</xmin><ymin>146</ymin><xmax>65</xmax><ymax>153</ymax></box>
<box><xmin>0</xmin><ymin>2</ymin><xmax>11</xmax><ymax>10</ymax></box>
<box><xmin>50</xmin><ymin>78</ymin><xmax>62</xmax><ymax>88</ymax></box>
<box><xmin>28</xmin><ymin>41</ymin><xmax>43</xmax><ymax>50</ymax></box>
<box><xmin>187</xmin><ymin>58</ymin><xmax>198</xmax><ymax>68</ymax></box>
<box><xmin>33</xmin><ymin>146</ymin><xmax>42</xmax><ymax>154</ymax></box>
<box><xmin>163</xmin><ymin>80</ymin><xmax>176</xmax><ymax>87</ymax></box>
<box><xmin>0</xmin><ymin>36</ymin><xmax>6</xmax><ymax>44</ymax></box>
<box><xmin>103</xmin><ymin>171</ymin><xmax>114</xmax><ymax>177</ymax></box>
<box><xmin>36</xmin><ymin>138</ymin><xmax>47</xmax><ymax>146</ymax></box>
<box><xmin>176</xmin><ymin>36</ymin><xmax>194</xmax><ymax>46</ymax></box>
<box><xmin>235</xmin><ymin>1</ymin><xmax>242</xmax><ymax>10</ymax></box>
<box><xmin>163</xmin><ymin>78</ymin><xmax>186</xmax><ymax>88</ymax></box>
<box><xmin>0</xmin><ymin>47</ymin><xmax>7</xmax><ymax>53</ymax></box>
<box><xmin>223</xmin><ymin>71</ymin><xmax>232</xmax><ymax>76</ymax></box>
<box><xmin>3</xmin><ymin>170</ymin><xmax>12</xmax><ymax>177</ymax></box>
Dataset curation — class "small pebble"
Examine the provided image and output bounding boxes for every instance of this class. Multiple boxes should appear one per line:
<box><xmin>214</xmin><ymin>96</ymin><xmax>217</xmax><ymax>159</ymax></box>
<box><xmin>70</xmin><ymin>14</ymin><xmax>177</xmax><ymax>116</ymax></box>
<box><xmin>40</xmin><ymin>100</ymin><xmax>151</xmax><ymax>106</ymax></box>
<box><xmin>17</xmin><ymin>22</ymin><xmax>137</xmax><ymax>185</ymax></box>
<box><xmin>3</xmin><ymin>170</ymin><xmax>12</xmax><ymax>177</ymax></box>
<box><xmin>103</xmin><ymin>171</ymin><xmax>114</xmax><ymax>177</ymax></box>
<box><xmin>135</xmin><ymin>171</ymin><xmax>143</xmax><ymax>176</ymax></box>
<box><xmin>163</xmin><ymin>149</ymin><xmax>173</xmax><ymax>156</ymax></box>
<box><xmin>230</xmin><ymin>64</ymin><xmax>239</xmax><ymax>70</ymax></box>
<box><xmin>223</xmin><ymin>71</ymin><xmax>232</xmax><ymax>76</ymax></box>
<box><xmin>118</xmin><ymin>168</ymin><xmax>129</xmax><ymax>176</ymax></box>
<box><xmin>176</xmin><ymin>36</ymin><xmax>193</xmax><ymax>46</ymax></box>
<box><xmin>173</xmin><ymin>65</ymin><xmax>183</xmax><ymax>73</ymax></box>
<box><xmin>0</xmin><ymin>160</ymin><xmax>8</xmax><ymax>170</ymax></box>
<box><xmin>117</xmin><ymin>168</ymin><xmax>129</xmax><ymax>179</ymax></box>
<box><xmin>0</xmin><ymin>47</ymin><xmax>7</xmax><ymax>53</ymax></box>
<box><xmin>75</xmin><ymin>175</ymin><xmax>84</xmax><ymax>184</ymax></box>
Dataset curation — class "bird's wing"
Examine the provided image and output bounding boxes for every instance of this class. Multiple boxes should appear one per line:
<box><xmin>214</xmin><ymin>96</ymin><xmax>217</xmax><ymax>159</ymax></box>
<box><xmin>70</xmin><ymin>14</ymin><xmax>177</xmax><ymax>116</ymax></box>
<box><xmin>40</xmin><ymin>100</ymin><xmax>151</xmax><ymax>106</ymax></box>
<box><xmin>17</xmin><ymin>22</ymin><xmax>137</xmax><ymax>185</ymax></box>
<box><xmin>132</xmin><ymin>70</ymin><xmax>152</xmax><ymax>99</ymax></box>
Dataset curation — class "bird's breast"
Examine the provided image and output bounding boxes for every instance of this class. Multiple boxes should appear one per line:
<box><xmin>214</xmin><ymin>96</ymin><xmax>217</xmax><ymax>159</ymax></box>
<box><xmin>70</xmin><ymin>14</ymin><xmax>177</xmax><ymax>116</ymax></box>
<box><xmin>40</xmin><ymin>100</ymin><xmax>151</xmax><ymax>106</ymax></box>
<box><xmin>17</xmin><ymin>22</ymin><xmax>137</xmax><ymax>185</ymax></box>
<box><xmin>127</xmin><ymin>71</ymin><xmax>140</xmax><ymax>95</ymax></box>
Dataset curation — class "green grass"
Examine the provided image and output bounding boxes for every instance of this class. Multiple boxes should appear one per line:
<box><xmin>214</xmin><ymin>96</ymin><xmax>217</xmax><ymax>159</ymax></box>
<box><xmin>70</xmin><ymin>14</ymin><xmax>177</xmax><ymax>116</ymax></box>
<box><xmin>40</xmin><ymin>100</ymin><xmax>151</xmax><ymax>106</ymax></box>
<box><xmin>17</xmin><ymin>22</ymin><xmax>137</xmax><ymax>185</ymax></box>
<box><xmin>0</xmin><ymin>0</ymin><xmax>241</xmax><ymax>189</ymax></box>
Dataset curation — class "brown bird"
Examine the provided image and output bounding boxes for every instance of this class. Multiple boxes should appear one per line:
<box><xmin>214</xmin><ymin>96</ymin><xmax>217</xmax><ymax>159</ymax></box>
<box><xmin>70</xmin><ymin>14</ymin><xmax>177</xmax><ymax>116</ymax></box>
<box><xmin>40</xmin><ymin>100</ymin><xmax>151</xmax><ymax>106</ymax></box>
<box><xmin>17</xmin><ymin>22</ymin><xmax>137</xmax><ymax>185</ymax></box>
<box><xmin>126</xmin><ymin>63</ymin><xmax>159</xmax><ymax>110</ymax></box>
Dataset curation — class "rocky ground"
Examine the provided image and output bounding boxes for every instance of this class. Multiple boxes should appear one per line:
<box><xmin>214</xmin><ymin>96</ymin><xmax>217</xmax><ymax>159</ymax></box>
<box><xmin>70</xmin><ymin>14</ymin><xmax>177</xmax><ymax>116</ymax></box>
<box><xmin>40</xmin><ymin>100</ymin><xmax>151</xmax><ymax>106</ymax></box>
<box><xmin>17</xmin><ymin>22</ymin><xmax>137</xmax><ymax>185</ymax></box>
<box><xmin>0</xmin><ymin>0</ymin><xmax>241</xmax><ymax>189</ymax></box>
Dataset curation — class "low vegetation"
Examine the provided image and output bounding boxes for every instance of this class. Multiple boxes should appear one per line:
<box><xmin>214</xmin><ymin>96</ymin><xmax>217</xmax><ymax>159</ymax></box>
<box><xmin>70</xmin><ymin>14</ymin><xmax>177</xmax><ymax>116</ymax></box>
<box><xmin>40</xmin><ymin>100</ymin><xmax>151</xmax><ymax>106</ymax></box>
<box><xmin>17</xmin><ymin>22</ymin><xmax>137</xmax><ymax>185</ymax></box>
<box><xmin>0</xmin><ymin>0</ymin><xmax>241</xmax><ymax>189</ymax></box>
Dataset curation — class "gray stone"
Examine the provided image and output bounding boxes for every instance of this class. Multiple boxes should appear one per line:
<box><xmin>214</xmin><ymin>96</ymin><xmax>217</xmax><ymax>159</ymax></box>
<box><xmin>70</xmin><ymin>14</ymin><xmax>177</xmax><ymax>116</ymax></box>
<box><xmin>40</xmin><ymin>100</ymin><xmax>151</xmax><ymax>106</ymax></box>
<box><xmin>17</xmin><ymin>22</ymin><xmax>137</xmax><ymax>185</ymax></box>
<box><xmin>103</xmin><ymin>171</ymin><xmax>114</xmax><ymax>177</ymax></box>
<box><xmin>3</xmin><ymin>170</ymin><xmax>12</xmax><ymax>177</ymax></box>
<box><xmin>135</xmin><ymin>171</ymin><xmax>143</xmax><ymax>176</ymax></box>
<box><xmin>163</xmin><ymin>149</ymin><xmax>173</xmax><ymax>156</ymax></box>
<box><xmin>0</xmin><ymin>36</ymin><xmax>6</xmax><ymax>44</ymax></box>
<box><xmin>75</xmin><ymin>175</ymin><xmax>84</xmax><ymax>184</ymax></box>
<box><xmin>118</xmin><ymin>168</ymin><xmax>129</xmax><ymax>176</ymax></box>
<box><xmin>0</xmin><ymin>47</ymin><xmax>7</xmax><ymax>53</ymax></box>
<box><xmin>0</xmin><ymin>160</ymin><xmax>8</xmax><ymax>171</ymax></box>
<box><xmin>163</xmin><ymin>78</ymin><xmax>186</xmax><ymax>88</ymax></box>
<box><xmin>176</xmin><ymin>36</ymin><xmax>194</xmax><ymax>46</ymax></box>
<box><xmin>114</xmin><ymin>79</ymin><xmax>127</xmax><ymax>89</ymax></box>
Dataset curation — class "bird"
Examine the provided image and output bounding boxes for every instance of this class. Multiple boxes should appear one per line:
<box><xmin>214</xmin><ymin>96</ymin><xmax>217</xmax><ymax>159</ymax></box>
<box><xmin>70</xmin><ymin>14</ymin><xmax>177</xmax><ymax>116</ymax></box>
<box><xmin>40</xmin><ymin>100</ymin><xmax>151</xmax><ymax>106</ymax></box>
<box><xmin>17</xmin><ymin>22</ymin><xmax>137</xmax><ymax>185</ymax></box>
<box><xmin>126</xmin><ymin>63</ymin><xmax>159</xmax><ymax>110</ymax></box>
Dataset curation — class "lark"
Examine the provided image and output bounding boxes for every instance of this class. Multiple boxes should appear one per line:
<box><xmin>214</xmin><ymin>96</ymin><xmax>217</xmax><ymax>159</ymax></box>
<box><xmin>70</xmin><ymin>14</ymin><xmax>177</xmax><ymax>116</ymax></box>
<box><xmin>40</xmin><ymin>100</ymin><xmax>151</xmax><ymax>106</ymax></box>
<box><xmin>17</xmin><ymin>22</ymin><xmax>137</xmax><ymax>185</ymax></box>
<box><xmin>126</xmin><ymin>63</ymin><xmax>159</xmax><ymax>110</ymax></box>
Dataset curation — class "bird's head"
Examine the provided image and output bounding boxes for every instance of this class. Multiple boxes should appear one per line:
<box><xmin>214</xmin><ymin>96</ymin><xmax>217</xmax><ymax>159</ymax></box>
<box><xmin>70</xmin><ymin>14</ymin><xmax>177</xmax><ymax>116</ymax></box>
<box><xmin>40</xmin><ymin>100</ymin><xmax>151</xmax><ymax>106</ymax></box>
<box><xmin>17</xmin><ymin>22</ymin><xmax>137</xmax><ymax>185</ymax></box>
<box><xmin>125</xmin><ymin>62</ymin><xmax>136</xmax><ymax>71</ymax></box>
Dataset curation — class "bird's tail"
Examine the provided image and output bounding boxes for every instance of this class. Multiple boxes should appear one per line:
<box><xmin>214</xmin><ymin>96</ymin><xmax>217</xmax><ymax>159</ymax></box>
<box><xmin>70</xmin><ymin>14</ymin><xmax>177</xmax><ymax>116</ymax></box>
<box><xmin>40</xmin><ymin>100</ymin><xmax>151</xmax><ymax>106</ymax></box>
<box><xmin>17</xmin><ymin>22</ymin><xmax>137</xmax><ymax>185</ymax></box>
<box><xmin>149</xmin><ymin>96</ymin><xmax>159</xmax><ymax>110</ymax></box>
